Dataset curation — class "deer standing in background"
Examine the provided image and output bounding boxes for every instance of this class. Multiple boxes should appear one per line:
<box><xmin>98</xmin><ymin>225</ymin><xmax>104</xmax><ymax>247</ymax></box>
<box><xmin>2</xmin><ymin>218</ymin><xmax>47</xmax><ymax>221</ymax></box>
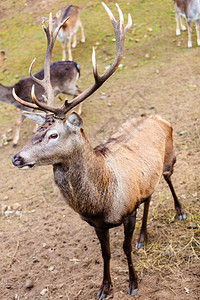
<box><xmin>0</xmin><ymin>50</ymin><xmax>5</xmax><ymax>67</ymax></box>
<box><xmin>0</xmin><ymin>60</ymin><xmax>82</xmax><ymax>146</ymax></box>
<box><xmin>12</xmin><ymin>3</ymin><xmax>186</xmax><ymax>299</ymax></box>
<box><xmin>52</xmin><ymin>5</ymin><xmax>85</xmax><ymax>61</ymax></box>
<box><xmin>173</xmin><ymin>0</ymin><xmax>200</xmax><ymax>48</ymax></box>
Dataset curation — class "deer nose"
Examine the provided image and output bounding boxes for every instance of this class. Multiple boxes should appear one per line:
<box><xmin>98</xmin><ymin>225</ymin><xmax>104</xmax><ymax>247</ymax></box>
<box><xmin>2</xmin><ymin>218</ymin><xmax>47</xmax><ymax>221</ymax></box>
<box><xmin>12</xmin><ymin>154</ymin><xmax>23</xmax><ymax>167</ymax></box>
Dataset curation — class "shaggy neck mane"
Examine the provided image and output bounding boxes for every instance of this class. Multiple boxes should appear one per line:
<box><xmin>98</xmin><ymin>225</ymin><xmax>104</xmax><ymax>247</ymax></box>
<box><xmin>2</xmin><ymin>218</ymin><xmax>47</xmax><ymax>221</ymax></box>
<box><xmin>53</xmin><ymin>128</ymin><xmax>111</xmax><ymax>216</ymax></box>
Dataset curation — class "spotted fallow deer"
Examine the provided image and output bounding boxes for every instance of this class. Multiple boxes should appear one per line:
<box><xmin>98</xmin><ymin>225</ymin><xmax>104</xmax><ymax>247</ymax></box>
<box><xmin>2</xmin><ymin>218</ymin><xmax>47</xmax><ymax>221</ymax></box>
<box><xmin>51</xmin><ymin>5</ymin><xmax>85</xmax><ymax>61</ymax></box>
<box><xmin>173</xmin><ymin>0</ymin><xmax>200</xmax><ymax>48</ymax></box>
<box><xmin>12</xmin><ymin>3</ymin><xmax>186</xmax><ymax>299</ymax></box>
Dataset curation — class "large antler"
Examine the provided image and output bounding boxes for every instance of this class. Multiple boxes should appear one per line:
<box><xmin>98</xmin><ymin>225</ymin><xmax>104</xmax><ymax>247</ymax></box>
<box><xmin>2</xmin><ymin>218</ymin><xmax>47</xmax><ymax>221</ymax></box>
<box><xmin>12</xmin><ymin>13</ymin><xmax>69</xmax><ymax>109</ymax></box>
<box><xmin>13</xmin><ymin>2</ymin><xmax>132</xmax><ymax>118</ymax></box>
<box><xmin>29</xmin><ymin>13</ymin><xmax>70</xmax><ymax>106</ymax></box>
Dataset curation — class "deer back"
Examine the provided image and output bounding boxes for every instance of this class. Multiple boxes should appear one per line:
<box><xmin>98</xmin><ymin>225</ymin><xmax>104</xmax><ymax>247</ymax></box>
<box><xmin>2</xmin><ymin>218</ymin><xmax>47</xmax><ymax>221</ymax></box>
<box><xmin>54</xmin><ymin>5</ymin><xmax>81</xmax><ymax>39</ymax></box>
<box><xmin>93</xmin><ymin>116</ymin><xmax>174</xmax><ymax>219</ymax></box>
<box><xmin>12</xmin><ymin>114</ymin><xmax>175</xmax><ymax>225</ymax></box>
<box><xmin>173</xmin><ymin>0</ymin><xmax>200</xmax><ymax>19</ymax></box>
<box><xmin>0</xmin><ymin>61</ymin><xmax>80</xmax><ymax>110</ymax></box>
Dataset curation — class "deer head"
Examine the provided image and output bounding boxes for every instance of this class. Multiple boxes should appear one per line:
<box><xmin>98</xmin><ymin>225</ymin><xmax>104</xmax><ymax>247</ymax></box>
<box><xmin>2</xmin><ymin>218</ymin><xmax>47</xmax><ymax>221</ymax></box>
<box><xmin>12</xmin><ymin>2</ymin><xmax>132</xmax><ymax>169</ymax></box>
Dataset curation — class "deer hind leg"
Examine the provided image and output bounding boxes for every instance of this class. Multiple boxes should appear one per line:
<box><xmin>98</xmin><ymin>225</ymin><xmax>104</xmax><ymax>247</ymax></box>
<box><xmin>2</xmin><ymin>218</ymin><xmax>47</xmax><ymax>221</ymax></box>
<box><xmin>76</xmin><ymin>103</ymin><xmax>82</xmax><ymax>115</ymax></box>
<box><xmin>61</xmin><ymin>40</ymin><xmax>66</xmax><ymax>61</ymax></box>
<box><xmin>136</xmin><ymin>196</ymin><xmax>151</xmax><ymax>249</ymax></box>
<box><xmin>175</xmin><ymin>13</ymin><xmax>181</xmax><ymax>35</ymax></box>
<box><xmin>163</xmin><ymin>157</ymin><xmax>186</xmax><ymax>220</ymax></box>
<box><xmin>73</xmin><ymin>86</ymin><xmax>82</xmax><ymax>115</ymax></box>
<box><xmin>180</xmin><ymin>15</ymin><xmax>186</xmax><ymax>31</ymax></box>
<box><xmin>66</xmin><ymin>38</ymin><xmax>72</xmax><ymax>61</ymax></box>
<box><xmin>187</xmin><ymin>20</ymin><xmax>192</xmax><ymax>48</ymax></box>
<box><xmin>95</xmin><ymin>228</ymin><xmax>112</xmax><ymax>300</ymax></box>
<box><xmin>123</xmin><ymin>211</ymin><xmax>138</xmax><ymax>296</ymax></box>
<box><xmin>72</xmin><ymin>34</ymin><xmax>77</xmax><ymax>48</ymax></box>
<box><xmin>79</xmin><ymin>20</ymin><xmax>85</xmax><ymax>43</ymax></box>
<box><xmin>195</xmin><ymin>19</ymin><xmax>200</xmax><ymax>46</ymax></box>
<box><xmin>13</xmin><ymin>112</ymin><xmax>26</xmax><ymax>147</ymax></box>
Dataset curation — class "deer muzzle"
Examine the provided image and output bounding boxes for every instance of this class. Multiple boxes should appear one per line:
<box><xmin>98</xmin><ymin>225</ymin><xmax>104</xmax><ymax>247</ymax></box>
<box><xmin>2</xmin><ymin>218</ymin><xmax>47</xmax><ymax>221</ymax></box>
<box><xmin>12</xmin><ymin>153</ymin><xmax>35</xmax><ymax>169</ymax></box>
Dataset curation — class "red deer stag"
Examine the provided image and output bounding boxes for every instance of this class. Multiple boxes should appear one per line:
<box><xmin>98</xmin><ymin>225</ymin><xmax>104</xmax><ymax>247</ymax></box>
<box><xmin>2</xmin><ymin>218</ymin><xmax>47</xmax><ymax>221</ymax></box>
<box><xmin>173</xmin><ymin>0</ymin><xmax>200</xmax><ymax>48</ymax></box>
<box><xmin>12</xmin><ymin>3</ymin><xmax>186</xmax><ymax>299</ymax></box>
<box><xmin>50</xmin><ymin>5</ymin><xmax>85</xmax><ymax>61</ymax></box>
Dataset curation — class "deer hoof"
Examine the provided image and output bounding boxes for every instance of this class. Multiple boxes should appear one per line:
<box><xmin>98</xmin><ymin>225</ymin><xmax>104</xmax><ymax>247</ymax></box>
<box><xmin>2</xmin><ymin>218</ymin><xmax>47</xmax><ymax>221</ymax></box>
<box><xmin>135</xmin><ymin>241</ymin><xmax>144</xmax><ymax>249</ymax></box>
<box><xmin>97</xmin><ymin>282</ymin><xmax>111</xmax><ymax>299</ymax></box>
<box><xmin>178</xmin><ymin>213</ymin><xmax>186</xmax><ymax>221</ymax></box>
<box><xmin>128</xmin><ymin>287</ymin><xmax>138</xmax><ymax>296</ymax></box>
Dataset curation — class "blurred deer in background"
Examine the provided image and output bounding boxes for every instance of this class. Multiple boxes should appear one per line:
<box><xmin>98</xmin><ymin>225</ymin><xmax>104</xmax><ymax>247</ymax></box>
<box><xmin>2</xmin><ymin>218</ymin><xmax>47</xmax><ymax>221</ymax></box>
<box><xmin>12</xmin><ymin>3</ymin><xmax>186</xmax><ymax>299</ymax></box>
<box><xmin>173</xmin><ymin>0</ymin><xmax>200</xmax><ymax>48</ymax></box>
<box><xmin>51</xmin><ymin>5</ymin><xmax>85</xmax><ymax>61</ymax></box>
<box><xmin>0</xmin><ymin>50</ymin><xmax>5</xmax><ymax>67</ymax></box>
<box><xmin>0</xmin><ymin>60</ymin><xmax>82</xmax><ymax>146</ymax></box>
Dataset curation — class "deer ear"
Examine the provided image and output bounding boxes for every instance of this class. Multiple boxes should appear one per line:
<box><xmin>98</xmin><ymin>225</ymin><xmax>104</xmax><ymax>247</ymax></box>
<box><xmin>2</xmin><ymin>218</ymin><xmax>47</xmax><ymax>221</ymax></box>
<box><xmin>66</xmin><ymin>112</ymin><xmax>83</xmax><ymax>132</ymax></box>
<box><xmin>22</xmin><ymin>111</ymin><xmax>46</xmax><ymax>125</ymax></box>
<box><xmin>42</xmin><ymin>17</ymin><xmax>49</xmax><ymax>22</ymax></box>
<box><xmin>56</xmin><ymin>10</ymin><xmax>62</xmax><ymax>19</ymax></box>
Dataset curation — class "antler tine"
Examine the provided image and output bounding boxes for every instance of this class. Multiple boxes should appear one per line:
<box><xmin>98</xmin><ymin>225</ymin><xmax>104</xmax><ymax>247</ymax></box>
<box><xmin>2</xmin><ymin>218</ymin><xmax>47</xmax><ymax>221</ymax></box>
<box><xmin>56</xmin><ymin>2</ymin><xmax>132</xmax><ymax>115</ymax></box>
<box><xmin>12</xmin><ymin>88</ymin><xmax>44</xmax><ymax>111</ymax></box>
<box><xmin>13</xmin><ymin>3</ymin><xmax>131</xmax><ymax>119</ymax></box>
<box><xmin>126</xmin><ymin>13</ymin><xmax>132</xmax><ymax>32</ymax></box>
<box><xmin>31</xmin><ymin>85</ymin><xmax>61</xmax><ymax>115</ymax></box>
<box><xmin>29</xmin><ymin>12</ymin><xmax>68</xmax><ymax>107</ymax></box>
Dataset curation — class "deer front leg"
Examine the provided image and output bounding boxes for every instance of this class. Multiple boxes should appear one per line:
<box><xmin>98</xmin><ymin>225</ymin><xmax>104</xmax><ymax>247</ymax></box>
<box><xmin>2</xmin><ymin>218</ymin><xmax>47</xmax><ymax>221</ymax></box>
<box><xmin>95</xmin><ymin>227</ymin><xmax>112</xmax><ymax>300</ymax></box>
<box><xmin>13</xmin><ymin>112</ymin><xmax>26</xmax><ymax>147</ymax></box>
<box><xmin>123</xmin><ymin>211</ymin><xmax>138</xmax><ymax>296</ymax></box>
<box><xmin>136</xmin><ymin>196</ymin><xmax>151</xmax><ymax>249</ymax></box>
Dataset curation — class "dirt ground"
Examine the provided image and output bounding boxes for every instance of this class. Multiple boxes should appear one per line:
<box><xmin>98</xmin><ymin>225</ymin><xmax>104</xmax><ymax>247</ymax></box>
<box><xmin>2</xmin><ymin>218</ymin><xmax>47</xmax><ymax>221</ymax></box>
<box><xmin>0</xmin><ymin>1</ymin><xmax>200</xmax><ymax>300</ymax></box>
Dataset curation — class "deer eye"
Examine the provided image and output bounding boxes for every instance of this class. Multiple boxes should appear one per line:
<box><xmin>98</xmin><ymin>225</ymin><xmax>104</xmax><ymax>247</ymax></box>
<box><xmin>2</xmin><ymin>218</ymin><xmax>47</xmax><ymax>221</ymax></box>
<box><xmin>49</xmin><ymin>133</ymin><xmax>58</xmax><ymax>139</ymax></box>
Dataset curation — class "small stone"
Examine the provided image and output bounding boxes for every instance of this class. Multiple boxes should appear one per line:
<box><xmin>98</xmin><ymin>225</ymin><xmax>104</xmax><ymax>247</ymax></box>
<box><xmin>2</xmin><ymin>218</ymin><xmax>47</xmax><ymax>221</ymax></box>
<box><xmin>179</xmin><ymin>130</ymin><xmax>187</xmax><ymax>136</ymax></box>
<box><xmin>5</xmin><ymin>210</ymin><xmax>13</xmax><ymax>217</ymax></box>
<box><xmin>40</xmin><ymin>288</ymin><xmax>48</xmax><ymax>296</ymax></box>
<box><xmin>2</xmin><ymin>204</ymin><xmax>8</xmax><ymax>212</ymax></box>
<box><xmin>3</xmin><ymin>196</ymin><xmax>9</xmax><ymax>201</ymax></box>
<box><xmin>12</xmin><ymin>203</ymin><xmax>21</xmax><ymax>211</ymax></box>
<box><xmin>25</xmin><ymin>279</ymin><xmax>34</xmax><ymax>289</ymax></box>
<box><xmin>48</xmin><ymin>266</ymin><xmax>55</xmax><ymax>271</ymax></box>
<box><xmin>145</xmin><ymin>53</ymin><xmax>150</xmax><ymax>58</ymax></box>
